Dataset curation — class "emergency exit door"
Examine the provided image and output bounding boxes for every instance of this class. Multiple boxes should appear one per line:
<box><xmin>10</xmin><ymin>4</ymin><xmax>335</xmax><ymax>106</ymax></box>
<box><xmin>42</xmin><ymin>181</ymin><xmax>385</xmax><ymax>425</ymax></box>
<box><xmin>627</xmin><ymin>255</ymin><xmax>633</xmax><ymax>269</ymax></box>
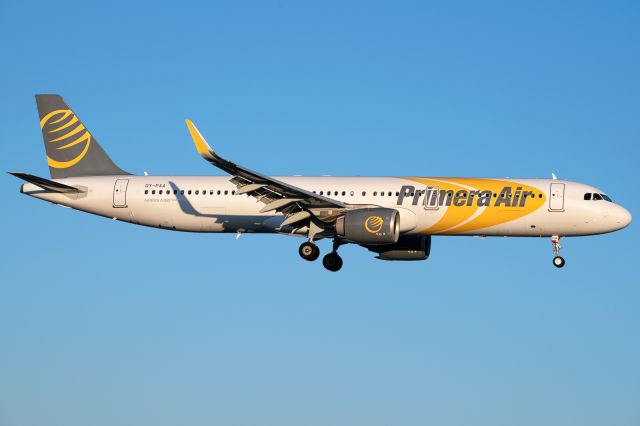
<box><xmin>549</xmin><ymin>183</ymin><xmax>565</xmax><ymax>211</ymax></box>
<box><xmin>113</xmin><ymin>179</ymin><xmax>129</xmax><ymax>208</ymax></box>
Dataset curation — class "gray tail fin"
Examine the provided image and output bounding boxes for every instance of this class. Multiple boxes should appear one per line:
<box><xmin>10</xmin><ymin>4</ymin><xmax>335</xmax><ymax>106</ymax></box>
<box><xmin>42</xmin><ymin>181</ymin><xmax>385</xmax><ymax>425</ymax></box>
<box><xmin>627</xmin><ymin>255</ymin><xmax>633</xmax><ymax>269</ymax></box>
<box><xmin>36</xmin><ymin>94</ymin><xmax>129</xmax><ymax>179</ymax></box>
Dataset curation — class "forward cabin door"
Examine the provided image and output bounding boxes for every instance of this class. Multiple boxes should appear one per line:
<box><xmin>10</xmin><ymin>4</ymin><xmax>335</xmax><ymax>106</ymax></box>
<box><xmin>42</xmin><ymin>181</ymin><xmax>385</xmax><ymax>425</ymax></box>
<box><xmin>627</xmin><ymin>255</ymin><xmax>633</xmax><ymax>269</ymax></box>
<box><xmin>113</xmin><ymin>179</ymin><xmax>129</xmax><ymax>208</ymax></box>
<box><xmin>549</xmin><ymin>183</ymin><xmax>565</xmax><ymax>211</ymax></box>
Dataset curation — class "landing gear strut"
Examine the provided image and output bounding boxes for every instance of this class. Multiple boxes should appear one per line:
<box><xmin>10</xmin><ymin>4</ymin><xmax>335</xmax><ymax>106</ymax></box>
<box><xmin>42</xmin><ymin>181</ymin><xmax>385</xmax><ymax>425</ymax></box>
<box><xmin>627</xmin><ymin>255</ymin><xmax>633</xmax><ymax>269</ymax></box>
<box><xmin>551</xmin><ymin>235</ymin><xmax>565</xmax><ymax>268</ymax></box>
<box><xmin>299</xmin><ymin>241</ymin><xmax>320</xmax><ymax>261</ymax></box>
<box><xmin>322</xmin><ymin>239</ymin><xmax>344</xmax><ymax>272</ymax></box>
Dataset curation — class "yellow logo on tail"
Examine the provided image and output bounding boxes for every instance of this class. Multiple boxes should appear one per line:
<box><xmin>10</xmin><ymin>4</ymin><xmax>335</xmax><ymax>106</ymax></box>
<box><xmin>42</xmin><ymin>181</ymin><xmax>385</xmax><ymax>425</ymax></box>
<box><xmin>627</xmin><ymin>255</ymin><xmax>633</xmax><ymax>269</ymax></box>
<box><xmin>365</xmin><ymin>216</ymin><xmax>384</xmax><ymax>233</ymax></box>
<box><xmin>40</xmin><ymin>109</ymin><xmax>91</xmax><ymax>169</ymax></box>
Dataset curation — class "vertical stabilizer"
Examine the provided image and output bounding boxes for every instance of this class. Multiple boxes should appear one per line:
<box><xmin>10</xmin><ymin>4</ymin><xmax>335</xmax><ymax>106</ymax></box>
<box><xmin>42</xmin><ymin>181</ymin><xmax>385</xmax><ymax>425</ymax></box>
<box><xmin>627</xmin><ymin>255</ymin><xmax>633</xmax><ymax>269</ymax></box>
<box><xmin>36</xmin><ymin>94</ymin><xmax>129</xmax><ymax>178</ymax></box>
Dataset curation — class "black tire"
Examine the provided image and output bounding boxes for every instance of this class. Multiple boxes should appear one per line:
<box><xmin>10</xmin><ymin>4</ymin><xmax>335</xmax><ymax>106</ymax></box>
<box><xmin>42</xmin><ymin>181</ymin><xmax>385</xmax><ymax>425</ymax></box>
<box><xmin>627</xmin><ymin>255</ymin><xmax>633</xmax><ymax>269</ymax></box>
<box><xmin>322</xmin><ymin>252</ymin><xmax>343</xmax><ymax>272</ymax></box>
<box><xmin>299</xmin><ymin>242</ymin><xmax>320</xmax><ymax>261</ymax></box>
<box><xmin>553</xmin><ymin>256</ymin><xmax>565</xmax><ymax>268</ymax></box>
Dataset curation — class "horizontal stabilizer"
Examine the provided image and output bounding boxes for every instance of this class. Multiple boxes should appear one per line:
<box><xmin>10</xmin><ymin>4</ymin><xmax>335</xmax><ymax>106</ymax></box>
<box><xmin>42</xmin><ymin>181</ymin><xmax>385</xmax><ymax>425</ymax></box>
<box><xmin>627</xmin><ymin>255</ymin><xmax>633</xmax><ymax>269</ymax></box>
<box><xmin>9</xmin><ymin>172</ymin><xmax>84</xmax><ymax>193</ymax></box>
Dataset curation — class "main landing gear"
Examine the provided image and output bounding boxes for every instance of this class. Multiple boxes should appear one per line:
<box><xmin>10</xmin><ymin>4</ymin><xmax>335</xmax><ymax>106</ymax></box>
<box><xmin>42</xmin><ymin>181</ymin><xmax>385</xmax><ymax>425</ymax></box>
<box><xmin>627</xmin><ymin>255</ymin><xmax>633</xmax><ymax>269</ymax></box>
<box><xmin>299</xmin><ymin>241</ymin><xmax>320</xmax><ymax>261</ymax></box>
<box><xmin>551</xmin><ymin>235</ymin><xmax>565</xmax><ymax>268</ymax></box>
<box><xmin>298</xmin><ymin>239</ymin><xmax>344</xmax><ymax>272</ymax></box>
<box><xmin>322</xmin><ymin>252</ymin><xmax>343</xmax><ymax>272</ymax></box>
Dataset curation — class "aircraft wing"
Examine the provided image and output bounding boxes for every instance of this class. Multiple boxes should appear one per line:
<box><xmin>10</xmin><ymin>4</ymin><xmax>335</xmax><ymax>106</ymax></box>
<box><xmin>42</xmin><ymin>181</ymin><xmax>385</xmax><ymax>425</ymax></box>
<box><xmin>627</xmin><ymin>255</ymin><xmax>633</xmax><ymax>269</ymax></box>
<box><xmin>185</xmin><ymin>120</ymin><xmax>347</xmax><ymax>229</ymax></box>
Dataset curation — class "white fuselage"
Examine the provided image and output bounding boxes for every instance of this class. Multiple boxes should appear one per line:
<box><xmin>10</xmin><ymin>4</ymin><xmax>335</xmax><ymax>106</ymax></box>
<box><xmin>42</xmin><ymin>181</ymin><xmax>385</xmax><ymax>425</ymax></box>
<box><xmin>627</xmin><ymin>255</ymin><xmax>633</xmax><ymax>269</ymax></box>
<box><xmin>20</xmin><ymin>175</ymin><xmax>631</xmax><ymax>238</ymax></box>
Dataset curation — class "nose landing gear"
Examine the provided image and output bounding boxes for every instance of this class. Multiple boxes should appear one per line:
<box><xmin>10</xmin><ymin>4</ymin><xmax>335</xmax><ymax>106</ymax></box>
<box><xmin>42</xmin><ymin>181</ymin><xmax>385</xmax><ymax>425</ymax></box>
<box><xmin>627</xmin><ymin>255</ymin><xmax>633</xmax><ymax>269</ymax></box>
<box><xmin>551</xmin><ymin>235</ymin><xmax>565</xmax><ymax>268</ymax></box>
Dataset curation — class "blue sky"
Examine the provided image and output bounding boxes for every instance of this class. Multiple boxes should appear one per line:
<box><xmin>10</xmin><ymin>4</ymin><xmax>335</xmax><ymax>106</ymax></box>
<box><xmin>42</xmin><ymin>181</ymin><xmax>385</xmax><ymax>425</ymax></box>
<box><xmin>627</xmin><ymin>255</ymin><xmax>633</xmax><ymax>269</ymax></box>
<box><xmin>1</xmin><ymin>1</ymin><xmax>638</xmax><ymax>425</ymax></box>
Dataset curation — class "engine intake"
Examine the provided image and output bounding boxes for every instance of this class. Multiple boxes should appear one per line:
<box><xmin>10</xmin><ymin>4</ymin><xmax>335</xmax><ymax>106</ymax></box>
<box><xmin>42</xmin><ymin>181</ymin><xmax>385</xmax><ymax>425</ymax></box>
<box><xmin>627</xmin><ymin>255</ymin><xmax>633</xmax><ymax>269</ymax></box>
<box><xmin>335</xmin><ymin>208</ymin><xmax>400</xmax><ymax>245</ymax></box>
<box><xmin>364</xmin><ymin>235</ymin><xmax>431</xmax><ymax>261</ymax></box>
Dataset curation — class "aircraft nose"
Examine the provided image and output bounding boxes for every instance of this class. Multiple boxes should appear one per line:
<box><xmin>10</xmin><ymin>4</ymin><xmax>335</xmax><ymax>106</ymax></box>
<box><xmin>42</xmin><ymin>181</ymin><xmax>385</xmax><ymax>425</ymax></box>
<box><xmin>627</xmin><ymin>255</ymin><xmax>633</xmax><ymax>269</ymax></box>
<box><xmin>612</xmin><ymin>205</ymin><xmax>632</xmax><ymax>229</ymax></box>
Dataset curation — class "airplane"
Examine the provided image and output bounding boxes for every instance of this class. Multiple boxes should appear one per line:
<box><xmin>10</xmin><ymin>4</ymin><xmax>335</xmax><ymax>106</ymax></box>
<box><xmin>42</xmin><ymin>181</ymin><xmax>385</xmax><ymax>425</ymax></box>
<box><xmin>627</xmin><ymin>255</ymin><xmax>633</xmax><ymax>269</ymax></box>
<box><xmin>11</xmin><ymin>95</ymin><xmax>632</xmax><ymax>272</ymax></box>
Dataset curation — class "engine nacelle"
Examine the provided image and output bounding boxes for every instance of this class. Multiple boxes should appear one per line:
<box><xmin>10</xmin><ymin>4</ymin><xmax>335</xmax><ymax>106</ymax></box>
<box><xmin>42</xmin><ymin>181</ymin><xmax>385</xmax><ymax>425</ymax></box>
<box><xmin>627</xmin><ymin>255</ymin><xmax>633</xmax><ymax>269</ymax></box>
<box><xmin>364</xmin><ymin>235</ymin><xmax>431</xmax><ymax>261</ymax></box>
<box><xmin>335</xmin><ymin>208</ymin><xmax>400</xmax><ymax>245</ymax></box>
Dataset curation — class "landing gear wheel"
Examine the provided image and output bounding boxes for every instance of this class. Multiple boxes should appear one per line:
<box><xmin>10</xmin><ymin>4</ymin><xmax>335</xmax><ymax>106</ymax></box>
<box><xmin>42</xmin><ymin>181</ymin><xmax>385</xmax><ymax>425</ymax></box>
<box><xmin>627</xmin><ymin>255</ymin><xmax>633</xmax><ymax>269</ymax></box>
<box><xmin>299</xmin><ymin>242</ymin><xmax>320</xmax><ymax>261</ymax></box>
<box><xmin>553</xmin><ymin>256</ymin><xmax>565</xmax><ymax>268</ymax></box>
<box><xmin>322</xmin><ymin>252</ymin><xmax>343</xmax><ymax>272</ymax></box>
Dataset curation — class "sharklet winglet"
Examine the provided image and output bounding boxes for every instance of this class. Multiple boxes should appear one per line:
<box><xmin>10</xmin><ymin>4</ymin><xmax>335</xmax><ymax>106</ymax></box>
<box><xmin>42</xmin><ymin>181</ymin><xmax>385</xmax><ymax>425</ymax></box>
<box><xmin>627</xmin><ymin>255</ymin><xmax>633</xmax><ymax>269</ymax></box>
<box><xmin>185</xmin><ymin>119</ymin><xmax>215</xmax><ymax>160</ymax></box>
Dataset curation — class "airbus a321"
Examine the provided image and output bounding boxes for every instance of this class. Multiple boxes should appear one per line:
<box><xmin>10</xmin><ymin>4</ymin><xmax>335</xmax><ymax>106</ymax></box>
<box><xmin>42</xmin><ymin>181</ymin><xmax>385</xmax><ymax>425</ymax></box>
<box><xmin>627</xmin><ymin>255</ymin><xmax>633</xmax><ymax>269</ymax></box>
<box><xmin>11</xmin><ymin>95</ymin><xmax>632</xmax><ymax>271</ymax></box>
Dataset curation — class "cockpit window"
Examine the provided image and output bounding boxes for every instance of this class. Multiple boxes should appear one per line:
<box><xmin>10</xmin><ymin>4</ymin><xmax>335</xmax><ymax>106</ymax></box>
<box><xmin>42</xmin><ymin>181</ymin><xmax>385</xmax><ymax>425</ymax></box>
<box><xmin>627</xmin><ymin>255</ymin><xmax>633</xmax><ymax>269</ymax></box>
<box><xmin>585</xmin><ymin>192</ymin><xmax>613</xmax><ymax>202</ymax></box>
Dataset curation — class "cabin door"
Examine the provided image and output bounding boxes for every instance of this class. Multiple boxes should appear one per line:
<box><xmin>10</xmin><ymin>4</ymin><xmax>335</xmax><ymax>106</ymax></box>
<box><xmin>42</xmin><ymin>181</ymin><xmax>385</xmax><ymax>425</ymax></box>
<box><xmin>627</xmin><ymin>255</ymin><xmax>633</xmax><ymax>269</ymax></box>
<box><xmin>549</xmin><ymin>183</ymin><xmax>565</xmax><ymax>211</ymax></box>
<box><xmin>113</xmin><ymin>179</ymin><xmax>129</xmax><ymax>208</ymax></box>
<box><xmin>424</xmin><ymin>186</ymin><xmax>440</xmax><ymax>210</ymax></box>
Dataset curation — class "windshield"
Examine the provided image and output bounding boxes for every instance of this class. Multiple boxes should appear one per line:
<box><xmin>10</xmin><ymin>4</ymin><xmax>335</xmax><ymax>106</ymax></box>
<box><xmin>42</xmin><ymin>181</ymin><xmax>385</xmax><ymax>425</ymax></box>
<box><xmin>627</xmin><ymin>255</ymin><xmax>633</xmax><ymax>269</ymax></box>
<box><xmin>585</xmin><ymin>192</ymin><xmax>613</xmax><ymax>202</ymax></box>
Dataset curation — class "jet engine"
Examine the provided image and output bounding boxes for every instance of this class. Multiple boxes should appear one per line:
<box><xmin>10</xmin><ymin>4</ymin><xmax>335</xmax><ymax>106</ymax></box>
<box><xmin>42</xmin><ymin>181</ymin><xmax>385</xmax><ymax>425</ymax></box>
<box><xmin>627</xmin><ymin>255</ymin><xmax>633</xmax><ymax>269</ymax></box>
<box><xmin>335</xmin><ymin>208</ymin><xmax>400</xmax><ymax>245</ymax></box>
<box><xmin>364</xmin><ymin>235</ymin><xmax>431</xmax><ymax>261</ymax></box>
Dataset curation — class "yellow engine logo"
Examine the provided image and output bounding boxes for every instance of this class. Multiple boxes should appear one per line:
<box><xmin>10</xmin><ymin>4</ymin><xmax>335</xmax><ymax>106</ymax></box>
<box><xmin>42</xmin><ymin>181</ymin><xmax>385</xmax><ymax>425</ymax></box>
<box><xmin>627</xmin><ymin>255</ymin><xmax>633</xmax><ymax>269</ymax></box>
<box><xmin>364</xmin><ymin>216</ymin><xmax>384</xmax><ymax>233</ymax></box>
<box><xmin>40</xmin><ymin>109</ymin><xmax>91</xmax><ymax>169</ymax></box>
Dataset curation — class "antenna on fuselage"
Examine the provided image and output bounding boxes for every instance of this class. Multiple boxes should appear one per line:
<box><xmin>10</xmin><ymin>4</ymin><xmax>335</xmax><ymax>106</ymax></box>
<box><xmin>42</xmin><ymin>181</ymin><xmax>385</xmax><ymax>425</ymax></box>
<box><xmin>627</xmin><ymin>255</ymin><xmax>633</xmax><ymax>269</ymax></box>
<box><xmin>551</xmin><ymin>173</ymin><xmax>558</xmax><ymax>180</ymax></box>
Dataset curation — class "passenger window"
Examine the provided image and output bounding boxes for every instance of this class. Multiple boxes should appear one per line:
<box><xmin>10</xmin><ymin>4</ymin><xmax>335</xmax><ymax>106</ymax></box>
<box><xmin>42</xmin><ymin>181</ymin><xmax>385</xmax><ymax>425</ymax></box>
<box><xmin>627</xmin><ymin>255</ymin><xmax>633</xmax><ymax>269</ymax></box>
<box><xmin>152</xmin><ymin>190</ymin><xmax>156</xmax><ymax>195</ymax></box>
<box><xmin>584</xmin><ymin>193</ymin><xmax>592</xmax><ymax>200</ymax></box>
<box><xmin>350</xmin><ymin>191</ymin><xmax>354</xmax><ymax>196</ymax></box>
<box><xmin>232</xmin><ymin>190</ymin><xmax>236</xmax><ymax>195</ymax></box>
<box><xmin>145</xmin><ymin>190</ymin><xmax>148</xmax><ymax>195</ymax></box>
<box><xmin>195</xmin><ymin>190</ymin><xmax>199</xmax><ymax>195</ymax></box>
<box><xmin>188</xmin><ymin>190</ymin><xmax>192</xmax><ymax>195</ymax></box>
<box><xmin>210</xmin><ymin>190</ymin><xmax>214</xmax><ymax>195</ymax></box>
<box><xmin>342</xmin><ymin>191</ymin><xmax>346</xmax><ymax>196</ymax></box>
<box><xmin>224</xmin><ymin>190</ymin><xmax>228</xmax><ymax>195</ymax></box>
<box><xmin>320</xmin><ymin>191</ymin><xmax>323</xmax><ymax>195</ymax></box>
<box><xmin>180</xmin><ymin>190</ymin><xmax>184</xmax><ymax>195</ymax></box>
<box><xmin>373</xmin><ymin>191</ymin><xmax>377</xmax><ymax>196</ymax></box>
<box><xmin>593</xmin><ymin>193</ymin><xmax>603</xmax><ymax>200</ymax></box>
<box><xmin>217</xmin><ymin>190</ymin><xmax>221</xmax><ymax>195</ymax></box>
<box><xmin>362</xmin><ymin>191</ymin><xmax>366</xmax><ymax>196</ymax></box>
<box><xmin>388</xmin><ymin>192</ymin><xmax>392</xmax><ymax>196</ymax></box>
<box><xmin>173</xmin><ymin>190</ymin><xmax>177</xmax><ymax>194</ymax></box>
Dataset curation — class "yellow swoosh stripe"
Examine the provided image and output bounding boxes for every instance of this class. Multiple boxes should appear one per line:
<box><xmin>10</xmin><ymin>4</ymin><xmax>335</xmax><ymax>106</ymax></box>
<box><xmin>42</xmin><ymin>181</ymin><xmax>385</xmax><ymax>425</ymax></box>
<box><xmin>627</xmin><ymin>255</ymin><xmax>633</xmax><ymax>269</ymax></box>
<box><xmin>56</xmin><ymin>131</ymin><xmax>90</xmax><ymax>150</ymax></box>
<box><xmin>405</xmin><ymin>177</ymin><xmax>546</xmax><ymax>234</ymax></box>
<box><xmin>48</xmin><ymin>115</ymin><xmax>79</xmax><ymax>133</ymax></box>
<box><xmin>40</xmin><ymin>109</ymin><xmax>72</xmax><ymax>128</ymax></box>
<box><xmin>49</xmin><ymin>124</ymin><xmax>86</xmax><ymax>142</ymax></box>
